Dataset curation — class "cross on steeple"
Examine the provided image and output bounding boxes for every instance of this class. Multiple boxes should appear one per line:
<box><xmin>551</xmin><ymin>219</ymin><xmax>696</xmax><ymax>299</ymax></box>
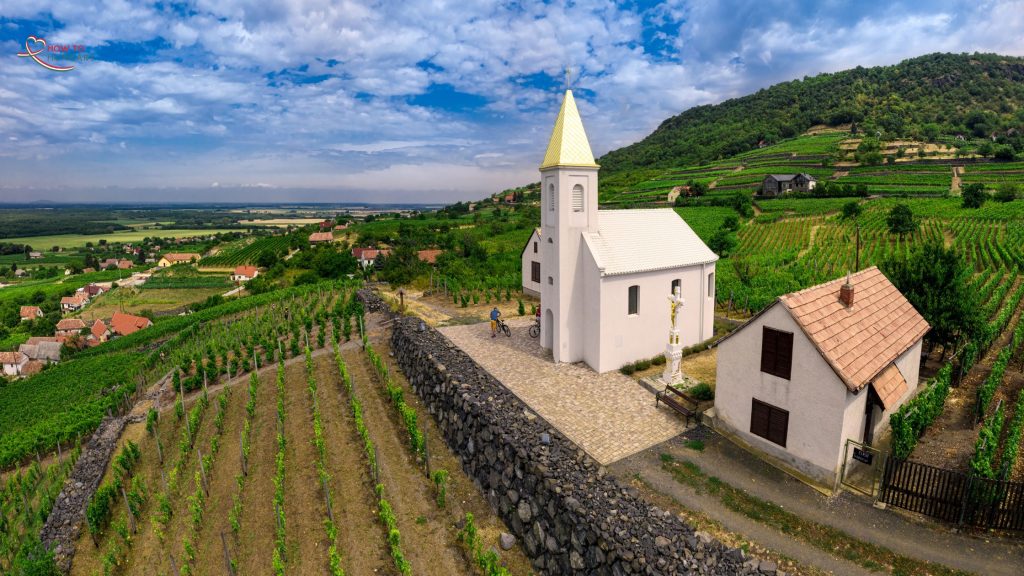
<box><xmin>564</xmin><ymin>66</ymin><xmax>572</xmax><ymax>90</ymax></box>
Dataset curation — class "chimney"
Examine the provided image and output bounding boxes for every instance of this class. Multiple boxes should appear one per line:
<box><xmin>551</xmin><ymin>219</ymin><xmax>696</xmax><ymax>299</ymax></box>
<box><xmin>839</xmin><ymin>272</ymin><xmax>855</xmax><ymax>308</ymax></box>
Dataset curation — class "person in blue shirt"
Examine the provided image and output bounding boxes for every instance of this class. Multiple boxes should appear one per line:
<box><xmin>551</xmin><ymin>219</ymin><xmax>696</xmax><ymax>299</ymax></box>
<box><xmin>490</xmin><ymin>306</ymin><xmax>501</xmax><ymax>338</ymax></box>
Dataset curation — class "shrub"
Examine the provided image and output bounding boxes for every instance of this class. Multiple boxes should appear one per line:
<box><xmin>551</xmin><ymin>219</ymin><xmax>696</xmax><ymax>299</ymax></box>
<box><xmin>687</xmin><ymin>382</ymin><xmax>714</xmax><ymax>402</ymax></box>
<box><xmin>620</xmin><ymin>364</ymin><xmax>636</xmax><ymax>375</ymax></box>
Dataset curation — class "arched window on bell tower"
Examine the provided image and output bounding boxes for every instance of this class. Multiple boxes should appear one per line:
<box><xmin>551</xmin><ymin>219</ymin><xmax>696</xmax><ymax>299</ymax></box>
<box><xmin>572</xmin><ymin>184</ymin><xmax>584</xmax><ymax>212</ymax></box>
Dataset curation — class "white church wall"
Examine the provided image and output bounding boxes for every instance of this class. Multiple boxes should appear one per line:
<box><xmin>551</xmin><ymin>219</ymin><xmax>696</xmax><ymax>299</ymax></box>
<box><xmin>581</xmin><ymin>239</ymin><xmax>603</xmax><ymax>371</ymax></box>
<box><xmin>521</xmin><ymin>229</ymin><xmax>542</xmax><ymax>298</ymax></box>
<box><xmin>714</xmin><ymin>303</ymin><xmax>849</xmax><ymax>485</ymax></box>
<box><xmin>594</xmin><ymin>264</ymin><xmax>711</xmax><ymax>373</ymax></box>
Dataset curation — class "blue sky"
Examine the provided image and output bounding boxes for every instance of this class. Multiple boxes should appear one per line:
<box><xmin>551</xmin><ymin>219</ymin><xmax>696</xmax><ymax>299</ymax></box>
<box><xmin>1</xmin><ymin>0</ymin><xmax>1022</xmax><ymax>204</ymax></box>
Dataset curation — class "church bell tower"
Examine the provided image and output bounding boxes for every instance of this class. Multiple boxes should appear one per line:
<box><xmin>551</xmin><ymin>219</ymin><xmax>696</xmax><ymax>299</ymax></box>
<box><xmin>539</xmin><ymin>90</ymin><xmax>599</xmax><ymax>364</ymax></box>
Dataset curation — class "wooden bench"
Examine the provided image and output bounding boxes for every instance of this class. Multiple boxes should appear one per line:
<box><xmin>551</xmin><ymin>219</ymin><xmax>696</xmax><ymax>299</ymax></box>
<box><xmin>656</xmin><ymin>385</ymin><xmax>696</xmax><ymax>425</ymax></box>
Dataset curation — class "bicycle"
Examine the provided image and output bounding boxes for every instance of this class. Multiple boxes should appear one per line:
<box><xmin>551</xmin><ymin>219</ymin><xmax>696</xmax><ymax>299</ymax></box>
<box><xmin>528</xmin><ymin>318</ymin><xmax>540</xmax><ymax>338</ymax></box>
<box><xmin>495</xmin><ymin>317</ymin><xmax>511</xmax><ymax>337</ymax></box>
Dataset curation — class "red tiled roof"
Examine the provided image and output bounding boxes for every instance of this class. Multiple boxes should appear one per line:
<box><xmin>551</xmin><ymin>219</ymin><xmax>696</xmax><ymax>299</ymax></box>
<box><xmin>416</xmin><ymin>249</ymin><xmax>443</xmax><ymax>264</ymax></box>
<box><xmin>778</xmin><ymin>266</ymin><xmax>930</xmax><ymax>392</ymax></box>
<box><xmin>20</xmin><ymin>306</ymin><xmax>42</xmax><ymax>318</ymax></box>
<box><xmin>60</xmin><ymin>293</ymin><xmax>89</xmax><ymax>306</ymax></box>
<box><xmin>56</xmin><ymin>318</ymin><xmax>87</xmax><ymax>331</ymax></box>
<box><xmin>20</xmin><ymin>360</ymin><xmax>44</xmax><ymax>375</ymax></box>
<box><xmin>309</xmin><ymin>232</ymin><xmax>334</xmax><ymax>243</ymax></box>
<box><xmin>234</xmin><ymin>265</ymin><xmax>258</xmax><ymax>278</ymax></box>
<box><xmin>352</xmin><ymin>247</ymin><xmax>390</xmax><ymax>260</ymax></box>
<box><xmin>0</xmin><ymin>351</ymin><xmax>27</xmax><ymax>364</ymax></box>
<box><xmin>873</xmin><ymin>364</ymin><xmax>909</xmax><ymax>410</ymax></box>
<box><xmin>25</xmin><ymin>336</ymin><xmax>57</xmax><ymax>345</ymax></box>
<box><xmin>117</xmin><ymin>259</ymin><xmax>133</xmax><ymax>269</ymax></box>
<box><xmin>91</xmin><ymin>319</ymin><xmax>108</xmax><ymax>340</ymax></box>
<box><xmin>110</xmin><ymin>312</ymin><xmax>152</xmax><ymax>336</ymax></box>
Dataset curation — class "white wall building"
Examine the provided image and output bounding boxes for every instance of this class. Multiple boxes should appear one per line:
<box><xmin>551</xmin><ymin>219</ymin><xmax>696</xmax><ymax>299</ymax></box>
<box><xmin>713</xmin><ymin>267</ymin><xmax>929</xmax><ymax>488</ymax></box>
<box><xmin>521</xmin><ymin>90</ymin><xmax>718</xmax><ymax>373</ymax></box>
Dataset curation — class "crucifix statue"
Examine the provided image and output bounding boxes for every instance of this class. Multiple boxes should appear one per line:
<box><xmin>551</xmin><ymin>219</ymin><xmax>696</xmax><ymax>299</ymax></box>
<box><xmin>662</xmin><ymin>286</ymin><xmax>685</xmax><ymax>385</ymax></box>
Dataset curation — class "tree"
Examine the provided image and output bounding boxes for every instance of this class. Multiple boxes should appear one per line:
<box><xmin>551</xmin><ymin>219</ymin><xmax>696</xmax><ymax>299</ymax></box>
<box><xmin>994</xmin><ymin>145</ymin><xmax>1016</xmax><ymax>161</ymax></box>
<box><xmin>730</xmin><ymin>191</ymin><xmax>753</xmax><ymax>218</ymax></box>
<box><xmin>721</xmin><ymin>214</ymin><xmax>740</xmax><ymax>231</ymax></box>
<box><xmin>312</xmin><ymin>249</ymin><xmax>357</xmax><ymax>279</ymax></box>
<box><xmin>995</xmin><ymin>183</ymin><xmax>1019</xmax><ymax>202</ymax></box>
<box><xmin>886</xmin><ymin>203</ymin><xmax>917</xmax><ymax>237</ymax></box>
<box><xmin>256</xmin><ymin>249</ymin><xmax>279</xmax><ymax>269</ymax></box>
<box><xmin>961</xmin><ymin>183</ymin><xmax>987</xmax><ymax>209</ymax></box>
<box><xmin>708</xmin><ymin>229</ymin><xmax>737</xmax><ymax>257</ymax></box>
<box><xmin>883</xmin><ymin>242</ymin><xmax>981</xmax><ymax>355</ymax></box>
<box><xmin>842</xmin><ymin>201</ymin><xmax>863</xmax><ymax>220</ymax></box>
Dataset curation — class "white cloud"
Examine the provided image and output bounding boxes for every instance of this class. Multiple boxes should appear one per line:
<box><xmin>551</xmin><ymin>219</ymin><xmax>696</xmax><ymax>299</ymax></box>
<box><xmin>1</xmin><ymin>0</ymin><xmax>1023</xmax><ymax>201</ymax></box>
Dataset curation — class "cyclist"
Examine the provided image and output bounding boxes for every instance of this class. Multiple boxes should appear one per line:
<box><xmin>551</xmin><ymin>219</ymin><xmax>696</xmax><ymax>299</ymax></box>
<box><xmin>490</xmin><ymin>306</ymin><xmax>501</xmax><ymax>338</ymax></box>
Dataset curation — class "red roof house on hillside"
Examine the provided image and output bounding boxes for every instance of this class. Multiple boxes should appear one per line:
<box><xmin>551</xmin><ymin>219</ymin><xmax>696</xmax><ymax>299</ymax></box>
<box><xmin>232</xmin><ymin>265</ymin><xmax>259</xmax><ymax>282</ymax></box>
<box><xmin>110</xmin><ymin>312</ymin><xmax>153</xmax><ymax>336</ymax></box>
<box><xmin>20</xmin><ymin>306</ymin><xmax>43</xmax><ymax>321</ymax></box>
<box><xmin>352</xmin><ymin>247</ymin><xmax>390</xmax><ymax>268</ymax></box>
<box><xmin>56</xmin><ymin>318</ymin><xmax>87</xmax><ymax>336</ymax></box>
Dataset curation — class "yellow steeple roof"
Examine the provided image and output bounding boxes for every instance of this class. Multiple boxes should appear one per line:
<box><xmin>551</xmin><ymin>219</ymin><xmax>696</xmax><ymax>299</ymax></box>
<box><xmin>540</xmin><ymin>90</ymin><xmax>599</xmax><ymax>170</ymax></box>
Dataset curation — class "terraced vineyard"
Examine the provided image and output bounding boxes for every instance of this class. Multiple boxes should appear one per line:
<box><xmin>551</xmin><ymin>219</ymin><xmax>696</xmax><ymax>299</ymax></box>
<box><xmin>200</xmin><ymin>236</ymin><xmax>290</xmax><ymax>267</ymax></box>
<box><xmin>63</xmin><ymin>294</ymin><xmax>529</xmax><ymax>576</ymax></box>
<box><xmin>601</xmin><ymin>130</ymin><xmax>1020</xmax><ymax>206</ymax></box>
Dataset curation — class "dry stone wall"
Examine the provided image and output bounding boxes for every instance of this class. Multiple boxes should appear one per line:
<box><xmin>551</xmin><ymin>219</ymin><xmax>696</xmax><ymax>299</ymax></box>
<box><xmin>40</xmin><ymin>415</ymin><xmax>129</xmax><ymax>572</ymax></box>
<box><xmin>385</xmin><ymin>307</ymin><xmax>761</xmax><ymax>575</ymax></box>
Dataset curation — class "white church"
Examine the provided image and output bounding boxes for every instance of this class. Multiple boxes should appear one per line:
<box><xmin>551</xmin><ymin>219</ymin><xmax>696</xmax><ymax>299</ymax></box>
<box><xmin>521</xmin><ymin>89</ymin><xmax>719</xmax><ymax>373</ymax></box>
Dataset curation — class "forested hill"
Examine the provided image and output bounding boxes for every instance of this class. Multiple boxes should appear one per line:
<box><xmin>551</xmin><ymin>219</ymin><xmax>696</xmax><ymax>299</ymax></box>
<box><xmin>598</xmin><ymin>53</ymin><xmax>1024</xmax><ymax>176</ymax></box>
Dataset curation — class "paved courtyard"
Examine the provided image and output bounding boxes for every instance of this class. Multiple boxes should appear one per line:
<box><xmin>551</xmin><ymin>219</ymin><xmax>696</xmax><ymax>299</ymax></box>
<box><xmin>439</xmin><ymin>317</ymin><xmax>689</xmax><ymax>465</ymax></box>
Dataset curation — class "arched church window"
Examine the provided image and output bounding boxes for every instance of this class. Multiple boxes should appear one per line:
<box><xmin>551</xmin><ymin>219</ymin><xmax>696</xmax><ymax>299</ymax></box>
<box><xmin>572</xmin><ymin>184</ymin><xmax>584</xmax><ymax>212</ymax></box>
<box><xmin>671</xmin><ymin>279</ymin><xmax>681</xmax><ymax>294</ymax></box>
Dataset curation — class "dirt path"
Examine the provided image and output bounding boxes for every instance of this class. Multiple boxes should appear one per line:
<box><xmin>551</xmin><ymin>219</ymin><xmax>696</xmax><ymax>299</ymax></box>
<box><xmin>343</xmin><ymin>348</ymin><xmax>472</xmax><ymax>576</ymax></box>
<box><xmin>234</xmin><ymin>361</ymin><xmax>283</xmax><ymax>574</ymax></box>
<box><xmin>951</xmin><ymin>166</ymin><xmax>962</xmax><ymax>194</ymax></box>
<box><xmin>615</xmin><ymin>435</ymin><xmax>1024</xmax><ymax>576</ymax></box>
<box><xmin>798</xmin><ymin>224</ymin><xmax>822</xmax><ymax>258</ymax></box>
<box><xmin>192</xmin><ymin>386</ymin><xmax>245</xmax><ymax>575</ymax></box>
<box><xmin>315</xmin><ymin>352</ymin><xmax>391</xmax><ymax>575</ymax></box>
<box><xmin>624</xmin><ymin>461</ymin><xmax>875</xmax><ymax>576</ymax></box>
<box><xmin>275</xmin><ymin>361</ymin><xmax>329</xmax><ymax>573</ymax></box>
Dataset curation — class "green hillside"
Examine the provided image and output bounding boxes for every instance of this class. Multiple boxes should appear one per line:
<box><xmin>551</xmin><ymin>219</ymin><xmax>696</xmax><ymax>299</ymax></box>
<box><xmin>598</xmin><ymin>52</ymin><xmax>1024</xmax><ymax>191</ymax></box>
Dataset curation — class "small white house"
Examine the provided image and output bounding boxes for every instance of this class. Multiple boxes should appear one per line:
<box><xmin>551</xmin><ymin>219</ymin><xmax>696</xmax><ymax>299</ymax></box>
<box><xmin>0</xmin><ymin>352</ymin><xmax>28</xmax><ymax>376</ymax></box>
<box><xmin>713</xmin><ymin>267</ymin><xmax>929</xmax><ymax>488</ymax></box>
<box><xmin>523</xmin><ymin>89</ymin><xmax>718</xmax><ymax>373</ymax></box>
<box><xmin>232</xmin><ymin>265</ymin><xmax>259</xmax><ymax>283</ymax></box>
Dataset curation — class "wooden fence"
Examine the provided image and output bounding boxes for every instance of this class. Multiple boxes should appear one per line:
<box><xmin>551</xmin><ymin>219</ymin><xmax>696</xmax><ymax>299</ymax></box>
<box><xmin>879</xmin><ymin>458</ymin><xmax>1024</xmax><ymax>531</ymax></box>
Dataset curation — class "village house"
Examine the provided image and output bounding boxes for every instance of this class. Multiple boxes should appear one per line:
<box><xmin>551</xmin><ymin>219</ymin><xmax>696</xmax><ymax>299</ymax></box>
<box><xmin>334</xmin><ymin>223</ymin><xmax>349</xmax><ymax>231</ymax></box>
<box><xmin>521</xmin><ymin>229</ymin><xmax>543</xmax><ymax>298</ymax></box>
<box><xmin>158</xmin><ymin>253</ymin><xmax>200</xmax><ymax>267</ymax></box>
<box><xmin>352</xmin><ymin>248</ymin><xmax>390</xmax><ymax>269</ymax></box>
<box><xmin>117</xmin><ymin>259</ymin><xmax>134</xmax><ymax>270</ymax></box>
<box><xmin>522</xmin><ymin>89</ymin><xmax>718</xmax><ymax>373</ymax></box>
<box><xmin>82</xmin><ymin>267</ymin><xmax>96</xmax><ymax>274</ymax></box>
<box><xmin>20</xmin><ymin>306</ymin><xmax>43</xmax><ymax>321</ymax></box>
<box><xmin>416</xmin><ymin>249</ymin><xmax>443</xmax><ymax>265</ymax></box>
<box><xmin>309</xmin><ymin>231</ymin><xmax>334</xmax><ymax>245</ymax></box>
<box><xmin>232</xmin><ymin>265</ymin><xmax>259</xmax><ymax>283</ymax></box>
<box><xmin>89</xmin><ymin>319</ymin><xmax>110</xmax><ymax>344</ymax></box>
<box><xmin>110</xmin><ymin>312</ymin><xmax>153</xmax><ymax>336</ymax></box>
<box><xmin>100</xmin><ymin>258</ymin><xmax>120</xmax><ymax>269</ymax></box>
<box><xmin>82</xmin><ymin>283</ymin><xmax>108</xmax><ymax>298</ymax></box>
<box><xmin>55</xmin><ymin>318</ymin><xmax>87</xmax><ymax>337</ymax></box>
<box><xmin>60</xmin><ymin>292</ymin><xmax>89</xmax><ymax>312</ymax></box>
<box><xmin>29</xmin><ymin>251</ymin><xmax>43</xmax><ymax>259</ymax></box>
<box><xmin>712</xmin><ymin>267</ymin><xmax>929</xmax><ymax>489</ymax></box>
<box><xmin>761</xmin><ymin>174</ymin><xmax>817</xmax><ymax>196</ymax></box>
<box><xmin>19</xmin><ymin>340</ymin><xmax>62</xmax><ymax>364</ymax></box>
<box><xmin>0</xmin><ymin>351</ymin><xmax>29</xmax><ymax>377</ymax></box>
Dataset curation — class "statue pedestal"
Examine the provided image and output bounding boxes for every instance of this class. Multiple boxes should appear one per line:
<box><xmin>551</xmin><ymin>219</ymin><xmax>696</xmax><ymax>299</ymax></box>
<box><xmin>661</xmin><ymin>329</ymin><xmax>684</xmax><ymax>386</ymax></box>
